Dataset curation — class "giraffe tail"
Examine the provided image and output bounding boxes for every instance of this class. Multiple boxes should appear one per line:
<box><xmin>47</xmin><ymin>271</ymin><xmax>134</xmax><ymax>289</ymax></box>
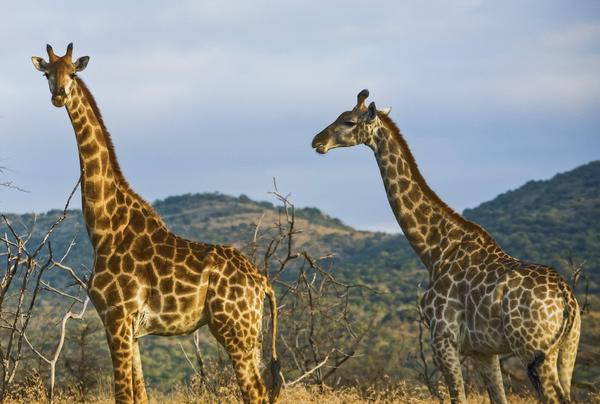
<box><xmin>264</xmin><ymin>280</ymin><xmax>283</xmax><ymax>403</ymax></box>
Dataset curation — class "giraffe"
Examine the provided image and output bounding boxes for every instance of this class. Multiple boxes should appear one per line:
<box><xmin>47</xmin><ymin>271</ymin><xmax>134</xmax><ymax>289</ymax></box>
<box><xmin>31</xmin><ymin>43</ymin><xmax>282</xmax><ymax>404</ymax></box>
<box><xmin>311</xmin><ymin>89</ymin><xmax>580</xmax><ymax>404</ymax></box>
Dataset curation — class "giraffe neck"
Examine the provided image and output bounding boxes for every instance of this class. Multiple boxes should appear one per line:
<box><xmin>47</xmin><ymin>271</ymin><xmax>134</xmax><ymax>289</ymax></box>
<box><xmin>65</xmin><ymin>78</ymin><xmax>164</xmax><ymax>246</ymax></box>
<box><xmin>370</xmin><ymin>114</ymin><xmax>496</xmax><ymax>274</ymax></box>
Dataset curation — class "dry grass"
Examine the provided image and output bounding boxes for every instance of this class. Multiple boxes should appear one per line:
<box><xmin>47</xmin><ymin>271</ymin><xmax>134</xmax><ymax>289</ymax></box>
<box><xmin>5</xmin><ymin>374</ymin><xmax>599</xmax><ymax>404</ymax></box>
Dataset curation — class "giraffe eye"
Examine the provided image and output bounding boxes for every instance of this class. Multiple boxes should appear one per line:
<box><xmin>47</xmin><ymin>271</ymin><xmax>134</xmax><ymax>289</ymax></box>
<box><xmin>343</xmin><ymin>121</ymin><xmax>357</xmax><ymax>127</ymax></box>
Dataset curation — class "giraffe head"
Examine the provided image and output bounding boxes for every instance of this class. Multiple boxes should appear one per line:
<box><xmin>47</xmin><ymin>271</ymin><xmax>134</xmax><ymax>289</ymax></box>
<box><xmin>31</xmin><ymin>43</ymin><xmax>89</xmax><ymax>107</ymax></box>
<box><xmin>311</xmin><ymin>89</ymin><xmax>391</xmax><ymax>154</ymax></box>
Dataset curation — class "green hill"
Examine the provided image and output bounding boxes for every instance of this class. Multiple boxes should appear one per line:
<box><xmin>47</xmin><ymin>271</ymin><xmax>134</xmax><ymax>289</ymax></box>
<box><xmin>2</xmin><ymin>161</ymin><xmax>598</xmax><ymax>310</ymax></box>
<box><xmin>1</xmin><ymin>160</ymin><xmax>598</xmax><ymax>391</ymax></box>
<box><xmin>464</xmin><ymin>160</ymin><xmax>600</xmax><ymax>288</ymax></box>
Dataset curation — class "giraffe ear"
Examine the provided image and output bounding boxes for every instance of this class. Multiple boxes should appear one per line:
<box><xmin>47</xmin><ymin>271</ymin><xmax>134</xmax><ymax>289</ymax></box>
<box><xmin>31</xmin><ymin>56</ymin><xmax>48</xmax><ymax>72</ymax></box>
<box><xmin>379</xmin><ymin>107</ymin><xmax>392</xmax><ymax>116</ymax></box>
<box><xmin>74</xmin><ymin>56</ymin><xmax>90</xmax><ymax>72</ymax></box>
<box><xmin>367</xmin><ymin>101</ymin><xmax>377</xmax><ymax>121</ymax></box>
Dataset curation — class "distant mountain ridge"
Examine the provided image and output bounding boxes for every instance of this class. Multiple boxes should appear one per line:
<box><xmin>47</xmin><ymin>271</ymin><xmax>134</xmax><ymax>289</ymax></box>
<box><xmin>1</xmin><ymin>160</ymin><xmax>598</xmax><ymax>297</ymax></box>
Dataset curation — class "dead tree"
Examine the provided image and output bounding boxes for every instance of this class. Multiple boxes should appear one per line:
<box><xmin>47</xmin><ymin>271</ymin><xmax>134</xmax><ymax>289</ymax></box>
<box><xmin>180</xmin><ymin>183</ymin><xmax>382</xmax><ymax>390</ymax></box>
<box><xmin>245</xmin><ymin>182</ymin><xmax>381</xmax><ymax>388</ymax></box>
<box><xmin>63</xmin><ymin>317</ymin><xmax>107</xmax><ymax>400</ymax></box>
<box><xmin>0</xmin><ymin>178</ymin><xmax>81</xmax><ymax>400</ymax></box>
<box><xmin>566</xmin><ymin>251</ymin><xmax>590</xmax><ymax>314</ymax></box>
<box><xmin>22</xmin><ymin>295</ymin><xmax>90</xmax><ymax>403</ymax></box>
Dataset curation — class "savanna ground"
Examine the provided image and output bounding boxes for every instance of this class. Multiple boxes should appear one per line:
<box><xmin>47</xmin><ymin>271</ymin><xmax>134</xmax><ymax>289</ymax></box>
<box><xmin>5</xmin><ymin>373</ymin><xmax>600</xmax><ymax>404</ymax></box>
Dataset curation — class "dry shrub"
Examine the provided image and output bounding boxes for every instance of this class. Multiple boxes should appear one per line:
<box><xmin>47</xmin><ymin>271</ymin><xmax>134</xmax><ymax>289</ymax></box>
<box><xmin>4</xmin><ymin>375</ymin><xmax>600</xmax><ymax>404</ymax></box>
<box><xmin>4</xmin><ymin>370</ymin><xmax>47</xmax><ymax>403</ymax></box>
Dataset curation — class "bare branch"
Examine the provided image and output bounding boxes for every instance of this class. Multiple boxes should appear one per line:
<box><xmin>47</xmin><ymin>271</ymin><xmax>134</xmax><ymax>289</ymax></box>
<box><xmin>22</xmin><ymin>297</ymin><xmax>90</xmax><ymax>403</ymax></box>
<box><xmin>285</xmin><ymin>354</ymin><xmax>330</xmax><ymax>386</ymax></box>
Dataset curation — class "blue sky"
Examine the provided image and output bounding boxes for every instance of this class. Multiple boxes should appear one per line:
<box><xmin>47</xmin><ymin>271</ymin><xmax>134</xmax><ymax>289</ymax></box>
<box><xmin>1</xmin><ymin>1</ymin><xmax>599</xmax><ymax>232</ymax></box>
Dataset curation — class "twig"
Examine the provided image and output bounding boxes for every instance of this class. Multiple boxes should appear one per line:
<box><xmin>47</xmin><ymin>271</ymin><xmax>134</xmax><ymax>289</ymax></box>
<box><xmin>285</xmin><ymin>354</ymin><xmax>330</xmax><ymax>386</ymax></box>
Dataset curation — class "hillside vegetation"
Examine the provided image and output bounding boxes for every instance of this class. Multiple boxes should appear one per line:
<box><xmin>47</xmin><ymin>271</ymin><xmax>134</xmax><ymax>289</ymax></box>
<box><xmin>10</xmin><ymin>161</ymin><xmax>598</xmax><ymax>303</ymax></box>
<box><xmin>464</xmin><ymin>160</ymin><xmax>600</xmax><ymax>287</ymax></box>
<box><xmin>1</xmin><ymin>160</ymin><xmax>598</xmax><ymax>397</ymax></box>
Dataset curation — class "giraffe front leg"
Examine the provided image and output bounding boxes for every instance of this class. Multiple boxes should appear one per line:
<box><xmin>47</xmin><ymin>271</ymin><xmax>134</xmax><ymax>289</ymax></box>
<box><xmin>104</xmin><ymin>314</ymin><xmax>135</xmax><ymax>404</ymax></box>
<box><xmin>132</xmin><ymin>339</ymin><xmax>148</xmax><ymax>404</ymax></box>
<box><xmin>471</xmin><ymin>354</ymin><xmax>507</xmax><ymax>404</ymax></box>
<box><xmin>430</xmin><ymin>329</ymin><xmax>466</xmax><ymax>404</ymax></box>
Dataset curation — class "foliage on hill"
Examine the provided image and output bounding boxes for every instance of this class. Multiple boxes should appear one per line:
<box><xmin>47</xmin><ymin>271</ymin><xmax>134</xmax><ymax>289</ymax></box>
<box><xmin>11</xmin><ymin>161</ymin><xmax>597</xmax><ymax>298</ymax></box>
<box><xmin>1</xmin><ymin>160</ymin><xmax>599</xmax><ymax>393</ymax></box>
<box><xmin>464</xmin><ymin>160</ymin><xmax>600</xmax><ymax>289</ymax></box>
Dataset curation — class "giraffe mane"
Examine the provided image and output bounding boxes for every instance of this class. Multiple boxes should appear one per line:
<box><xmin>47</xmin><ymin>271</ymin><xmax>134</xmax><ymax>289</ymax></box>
<box><xmin>75</xmin><ymin>78</ymin><xmax>127</xmax><ymax>182</ymax></box>
<box><xmin>75</xmin><ymin>77</ymin><xmax>167</xmax><ymax>226</ymax></box>
<box><xmin>377</xmin><ymin>112</ymin><xmax>497</xmax><ymax>245</ymax></box>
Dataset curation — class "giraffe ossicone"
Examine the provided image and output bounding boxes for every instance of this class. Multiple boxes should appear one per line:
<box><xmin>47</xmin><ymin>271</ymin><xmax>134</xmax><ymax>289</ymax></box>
<box><xmin>312</xmin><ymin>89</ymin><xmax>580</xmax><ymax>404</ymax></box>
<box><xmin>32</xmin><ymin>43</ymin><xmax>282</xmax><ymax>404</ymax></box>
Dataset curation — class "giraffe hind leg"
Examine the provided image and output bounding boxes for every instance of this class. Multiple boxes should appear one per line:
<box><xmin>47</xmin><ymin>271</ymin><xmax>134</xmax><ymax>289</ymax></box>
<box><xmin>527</xmin><ymin>351</ymin><xmax>545</xmax><ymax>397</ymax></box>
<box><xmin>527</xmin><ymin>350</ymin><xmax>569</xmax><ymax>404</ymax></box>
<box><xmin>208</xmin><ymin>321</ymin><xmax>268</xmax><ymax>404</ymax></box>
<box><xmin>207</xmin><ymin>296</ymin><xmax>268</xmax><ymax>403</ymax></box>
<box><xmin>557</xmin><ymin>310</ymin><xmax>580</xmax><ymax>397</ymax></box>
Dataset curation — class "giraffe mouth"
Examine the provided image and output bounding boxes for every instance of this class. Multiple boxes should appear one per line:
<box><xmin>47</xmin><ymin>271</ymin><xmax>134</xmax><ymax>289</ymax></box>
<box><xmin>312</xmin><ymin>131</ymin><xmax>331</xmax><ymax>154</ymax></box>
<box><xmin>51</xmin><ymin>95</ymin><xmax>67</xmax><ymax>108</ymax></box>
<box><xmin>311</xmin><ymin>139</ymin><xmax>330</xmax><ymax>154</ymax></box>
<box><xmin>314</xmin><ymin>144</ymin><xmax>328</xmax><ymax>154</ymax></box>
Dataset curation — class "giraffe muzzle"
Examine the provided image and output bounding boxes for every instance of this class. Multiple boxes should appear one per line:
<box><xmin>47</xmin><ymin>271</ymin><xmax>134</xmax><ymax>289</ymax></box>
<box><xmin>312</xmin><ymin>132</ymin><xmax>330</xmax><ymax>154</ymax></box>
<box><xmin>51</xmin><ymin>96</ymin><xmax>66</xmax><ymax>107</ymax></box>
<box><xmin>52</xmin><ymin>88</ymin><xmax>67</xmax><ymax>107</ymax></box>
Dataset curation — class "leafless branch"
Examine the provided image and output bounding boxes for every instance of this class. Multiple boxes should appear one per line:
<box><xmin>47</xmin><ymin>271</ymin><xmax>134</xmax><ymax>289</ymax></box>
<box><xmin>285</xmin><ymin>354</ymin><xmax>330</xmax><ymax>386</ymax></box>
<box><xmin>22</xmin><ymin>297</ymin><xmax>90</xmax><ymax>403</ymax></box>
<box><xmin>243</xmin><ymin>182</ymin><xmax>379</xmax><ymax>387</ymax></box>
<box><xmin>566</xmin><ymin>251</ymin><xmax>590</xmax><ymax>314</ymax></box>
<box><xmin>0</xmin><ymin>176</ymin><xmax>82</xmax><ymax>400</ymax></box>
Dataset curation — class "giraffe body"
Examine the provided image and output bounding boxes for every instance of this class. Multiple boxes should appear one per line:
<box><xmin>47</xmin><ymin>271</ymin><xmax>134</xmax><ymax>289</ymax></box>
<box><xmin>32</xmin><ymin>44</ymin><xmax>281</xmax><ymax>404</ymax></box>
<box><xmin>312</xmin><ymin>89</ymin><xmax>580</xmax><ymax>404</ymax></box>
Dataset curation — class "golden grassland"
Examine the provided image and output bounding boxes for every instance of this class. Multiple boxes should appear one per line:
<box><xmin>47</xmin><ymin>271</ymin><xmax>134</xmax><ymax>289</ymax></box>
<box><xmin>6</xmin><ymin>374</ymin><xmax>600</xmax><ymax>404</ymax></box>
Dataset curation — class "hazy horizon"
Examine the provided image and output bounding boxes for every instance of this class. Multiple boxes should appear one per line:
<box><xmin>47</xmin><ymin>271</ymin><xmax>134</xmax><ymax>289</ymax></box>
<box><xmin>1</xmin><ymin>158</ymin><xmax>594</xmax><ymax>234</ymax></box>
